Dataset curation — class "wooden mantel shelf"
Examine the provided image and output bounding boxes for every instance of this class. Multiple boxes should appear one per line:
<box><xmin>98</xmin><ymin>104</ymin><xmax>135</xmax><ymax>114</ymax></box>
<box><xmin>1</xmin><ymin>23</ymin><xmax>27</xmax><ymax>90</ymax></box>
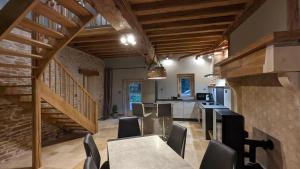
<box><xmin>215</xmin><ymin>31</ymin><xmax>300</xmax><ymax>90</ymax></box>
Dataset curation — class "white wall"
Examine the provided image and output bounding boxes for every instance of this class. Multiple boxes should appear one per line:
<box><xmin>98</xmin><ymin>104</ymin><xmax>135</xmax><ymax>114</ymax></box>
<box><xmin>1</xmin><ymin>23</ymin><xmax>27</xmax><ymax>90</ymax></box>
<box><xmin>104</xmin><ymin>56</ymin><xmax>155</xmax><ymax>114</ymax></box>
<box><xmin>230</xmin><ymin>0</ymin><xmax>287</xmax><ymax>55</ymax></box>
<box><xmin>157</xmin><ymin>56</ymin><xmax>213</xmax><ymax>99</ymax></box>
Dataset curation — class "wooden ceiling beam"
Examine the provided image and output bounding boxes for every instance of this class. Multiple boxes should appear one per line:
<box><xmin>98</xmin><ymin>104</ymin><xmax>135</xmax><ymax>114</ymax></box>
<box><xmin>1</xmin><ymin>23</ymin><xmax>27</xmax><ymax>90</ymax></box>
<box><xmin>156</xmin><ymin>47</ymin><xmax>212</xmax><ymax>53</ymax></box>
<box><xmin>150</xmin><ymin>32</ymin><xmax>223</xmax><ymax>42</ymax></box>
<box><xmin>156</xmin><ymin>44</ymin><xmax>214</xmax><ymax>50</ymax></box>
<box><xmin>143</xmin><ymin>16</ymin><xmax>235</xmax><ymax>31</ymax></box>
<box><xmin>77</xmin><ymin>27</ymin><xmax>119</xmax><ymax>37</ymax></box>
<box><xmin>156</xmin><ymin>42</ymin><xmax>217</xmax><ymax>48</ymax></box>
<box><xmin>153</xmin><ymin>37</ymin><xmax>221</xmax><ymax>45</ymax></box>
<box><xmin>138</xmin><ymin>4</ymin><xmax>245</xmax><ymax>24</ymax></box>
<box><xmin>225</xmin><ymin>0</ymin><xmax>266</xmax><ymax>35</ymax></box>
<box><xmin>71</xmin><ymin>41</ymin><xmax>120</xmax><ymax>47</ymax></box>
<box><xmin>132</xmin><ymin>0</ymin><xmax>249</xmax><ymax>16</ymax></box>
<box><xmin>147</xmin><ymin>26</ymin><xmax>228</xmax><ymax>37</ymax></box>
<box><xmin>71</xmin><ymin>34</ymin><xmax>120</xmax><ymax>43</ymax></box>
<box><xmin>90</xmin><ymin>0</ymin><xmax>154</xmax><ymax>62</ymax></box>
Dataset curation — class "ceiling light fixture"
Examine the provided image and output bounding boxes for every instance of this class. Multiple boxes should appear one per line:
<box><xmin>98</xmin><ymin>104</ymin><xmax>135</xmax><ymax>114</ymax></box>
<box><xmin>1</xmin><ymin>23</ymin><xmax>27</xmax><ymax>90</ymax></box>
<box><xmin>147</xmin><ymin>48</ymin><xmax>167</xmax><ymax>80</ymax></box>
<box><xmin>120</xmin><ymin>33</ymin><xmax>136</xmax><ymax>46</ymax></box>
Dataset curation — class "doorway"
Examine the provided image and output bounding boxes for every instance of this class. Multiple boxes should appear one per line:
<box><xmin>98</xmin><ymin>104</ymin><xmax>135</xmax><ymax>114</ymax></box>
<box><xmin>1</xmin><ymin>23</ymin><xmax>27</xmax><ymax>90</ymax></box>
<box><xmin>123</xmin><ymin>80</ymin><xmax>143</xmax><ymax>116</ymax></box>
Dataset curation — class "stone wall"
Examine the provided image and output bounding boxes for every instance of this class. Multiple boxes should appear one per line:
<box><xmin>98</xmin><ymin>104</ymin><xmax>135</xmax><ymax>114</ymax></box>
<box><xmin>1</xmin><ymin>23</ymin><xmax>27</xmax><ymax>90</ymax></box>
<box><xmin>0</xmin><ymin>28</ymin><xmax>105</xmax><ymax>163</ymax></box>
<box><xmin>230</xmin><ymin>81</ymin><xmax>300</xmax><ymax>169</ymax></box>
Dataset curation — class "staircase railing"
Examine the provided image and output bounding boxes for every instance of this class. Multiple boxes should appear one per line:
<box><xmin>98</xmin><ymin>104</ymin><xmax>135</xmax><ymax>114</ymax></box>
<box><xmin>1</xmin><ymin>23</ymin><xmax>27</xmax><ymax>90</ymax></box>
<box><xmin>41</xmin><ymin>58</ymin><xmax>98</xmax><ymax>129</ymax></box>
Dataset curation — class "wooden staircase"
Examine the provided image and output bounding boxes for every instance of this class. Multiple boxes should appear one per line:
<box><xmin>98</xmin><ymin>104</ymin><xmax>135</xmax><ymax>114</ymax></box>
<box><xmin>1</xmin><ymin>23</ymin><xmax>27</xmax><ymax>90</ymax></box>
<box><xmin>0</xmin><ymin>0</ymin><xmax>99</xmax><ymax>140</ymax></box>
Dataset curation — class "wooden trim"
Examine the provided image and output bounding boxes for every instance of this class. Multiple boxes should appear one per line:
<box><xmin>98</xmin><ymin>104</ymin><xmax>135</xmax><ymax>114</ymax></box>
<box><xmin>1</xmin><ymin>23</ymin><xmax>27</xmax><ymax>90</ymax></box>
<box><xmin>177</xmin><ymin>73</ymin><xmax>195</xmax><ymax>98</ymax></box>
<box><xmin>79</xmin><ymin>69</ymin><xmax>99</xmax><ymax>76</ymax></box>
<box><xmin>287</xmin><ymin>0</ymin><xmax>300</xmax><ymax>31</ymax></box>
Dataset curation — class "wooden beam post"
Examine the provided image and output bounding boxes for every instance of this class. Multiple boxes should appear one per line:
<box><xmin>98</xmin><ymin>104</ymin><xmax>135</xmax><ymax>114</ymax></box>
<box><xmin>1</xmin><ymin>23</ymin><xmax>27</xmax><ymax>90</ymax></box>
<box><xmin>32</xmin><ymin>78</ymin><xmax>42</xmax><ymax>169</ymax></box>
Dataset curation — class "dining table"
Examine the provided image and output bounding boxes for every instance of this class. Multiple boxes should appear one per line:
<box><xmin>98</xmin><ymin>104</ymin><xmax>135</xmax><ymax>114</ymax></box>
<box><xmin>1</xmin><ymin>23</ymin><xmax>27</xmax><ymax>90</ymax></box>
<box><xmin>107</xmin><ymin>135</ymin><xmax>194</xmax><ymax>169</ymax></box>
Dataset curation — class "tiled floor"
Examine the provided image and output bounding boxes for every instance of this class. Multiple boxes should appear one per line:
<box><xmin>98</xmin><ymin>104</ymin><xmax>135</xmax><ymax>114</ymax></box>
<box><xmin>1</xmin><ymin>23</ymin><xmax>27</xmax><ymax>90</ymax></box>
<box><xmin>1</xmin><ymin>119</ymin><xmax>209</xmax><ymax>169</ymax></box>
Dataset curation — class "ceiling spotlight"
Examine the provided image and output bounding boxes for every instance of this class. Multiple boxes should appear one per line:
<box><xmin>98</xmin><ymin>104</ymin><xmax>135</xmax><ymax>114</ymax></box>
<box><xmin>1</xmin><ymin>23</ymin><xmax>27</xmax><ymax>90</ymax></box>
<box><xmin>208</xmin><ymin>55</ymin><xmax>212</xmax><ymax>59</ymax></box>
<box><xmin>120</xmin><ymin>33</ymin><xmax>137</xmax><ymax>46</ymax></box>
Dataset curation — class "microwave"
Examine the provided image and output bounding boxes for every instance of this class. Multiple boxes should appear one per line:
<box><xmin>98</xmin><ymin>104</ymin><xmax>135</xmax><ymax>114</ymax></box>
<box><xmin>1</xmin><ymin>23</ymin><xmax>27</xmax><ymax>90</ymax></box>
<box><xmin>196</xmin><ymin>93</ymin><xmax>213</xmax><ymax>101</ymax></box>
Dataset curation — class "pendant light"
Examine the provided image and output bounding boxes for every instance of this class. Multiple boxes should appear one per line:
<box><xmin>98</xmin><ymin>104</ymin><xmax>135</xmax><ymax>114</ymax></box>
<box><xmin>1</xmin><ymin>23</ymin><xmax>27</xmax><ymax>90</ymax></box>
<box><xmin>147</xmin><ymin>51</ymin><xmax>167</xmax><ymax>80</ymax></box>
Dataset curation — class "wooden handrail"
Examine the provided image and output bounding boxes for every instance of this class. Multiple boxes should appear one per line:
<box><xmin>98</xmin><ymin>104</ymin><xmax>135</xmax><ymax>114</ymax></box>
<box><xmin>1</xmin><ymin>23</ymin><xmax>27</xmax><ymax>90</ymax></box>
<box><xmin>41</xmin><ymin>57</ymin><xmax>98</xmax><ymax>126</ymax></box>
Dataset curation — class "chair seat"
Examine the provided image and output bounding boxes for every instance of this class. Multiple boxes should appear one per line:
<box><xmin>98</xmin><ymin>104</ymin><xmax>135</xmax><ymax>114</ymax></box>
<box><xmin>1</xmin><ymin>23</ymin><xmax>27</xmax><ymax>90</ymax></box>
<box><xmin>100</xmin><ymin>161</ymin><xmax>110</xmax><ymax>169</ymax></box>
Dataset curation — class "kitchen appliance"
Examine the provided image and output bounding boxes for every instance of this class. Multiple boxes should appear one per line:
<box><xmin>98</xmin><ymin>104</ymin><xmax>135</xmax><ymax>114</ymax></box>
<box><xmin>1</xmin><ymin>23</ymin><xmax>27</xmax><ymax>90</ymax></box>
<box><xmin>213</xmin><ymin>109</ymin><xmax>245</xmax><ymax>169</ymax></box>
<box><xmin>196</xmin><ymin>93</ymin><xmax>213</xmax><ymax>101</ymax></box>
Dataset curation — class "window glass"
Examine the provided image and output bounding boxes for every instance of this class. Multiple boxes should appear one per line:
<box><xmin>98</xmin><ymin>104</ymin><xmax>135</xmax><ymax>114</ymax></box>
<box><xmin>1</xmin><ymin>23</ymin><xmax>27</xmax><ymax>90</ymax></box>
<box><xmin>177</xmin><ymin>74</ymin><xmax>195</xmax><ymax>97</ymax></box>
<box><xmin>181</xmin><ymin>78</ymin><xmax>191</xmax><ymax>96</ymax></box>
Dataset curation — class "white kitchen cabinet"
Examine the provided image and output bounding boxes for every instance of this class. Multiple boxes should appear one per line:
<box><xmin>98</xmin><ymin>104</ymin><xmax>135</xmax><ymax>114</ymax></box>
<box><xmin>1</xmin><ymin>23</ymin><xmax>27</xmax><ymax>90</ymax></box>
<box><xmin>183</xmin><ymin>102</ymin><xmax>195</xmax><ymax>118</ymax></box>
<box><xmin>156</xmin><ymin>101</ymin><xmax>197</xmax><ymax>119</ymax></box>
<box><xmin>173</xmin><ymin>101</ymin><xmax>184</xmax><ymax>118</ymax></box>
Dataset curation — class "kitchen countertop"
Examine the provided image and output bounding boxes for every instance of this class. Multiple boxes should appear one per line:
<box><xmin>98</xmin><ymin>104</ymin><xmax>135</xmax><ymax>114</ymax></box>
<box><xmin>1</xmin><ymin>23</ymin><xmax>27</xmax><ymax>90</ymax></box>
<box><xmin>156</xmin><ymin>99</ymin><xmax>214</xmax><ymax>102</ymax></box>
<box><xmin>199</xmin><ymin>103</ymin><xmax>228</xmax><ymax>109</ymax></box>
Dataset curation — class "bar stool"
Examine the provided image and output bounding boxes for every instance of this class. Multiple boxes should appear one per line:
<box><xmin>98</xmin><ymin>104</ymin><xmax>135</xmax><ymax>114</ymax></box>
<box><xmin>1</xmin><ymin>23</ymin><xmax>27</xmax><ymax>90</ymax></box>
<box><xmin>157</xmin><ymin>103</ymin><xmax>172</xmax><ymax>139</ymax></box>
<box><xmin>132</xmin><ymin>103</ymin><xmax>151</xmax><ymax>135</ymax></box>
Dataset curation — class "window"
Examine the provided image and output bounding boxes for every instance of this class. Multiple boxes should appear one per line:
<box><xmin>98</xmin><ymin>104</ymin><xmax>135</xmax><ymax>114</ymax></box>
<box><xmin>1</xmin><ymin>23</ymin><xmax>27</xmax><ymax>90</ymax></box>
<box><xmin>177</xmin><ymin>74</ymin><xmax>195</xmax><ymax>97</ymax></box>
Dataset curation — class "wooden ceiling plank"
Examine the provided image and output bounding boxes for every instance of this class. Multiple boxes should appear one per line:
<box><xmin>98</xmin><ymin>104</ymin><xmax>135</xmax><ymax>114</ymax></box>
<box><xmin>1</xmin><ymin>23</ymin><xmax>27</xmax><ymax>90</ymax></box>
<box><xmin>156</xmin><ymin>44</ymin><xmax>215</xmax><ymax>50</ymax></box>
<box><xmin>153</xmin><ymin>37</ymin><xmax>221</xmax><ymax>45</ymax></box>
<box><xmin>132</xmin><ymin>0</ymin><xmax>249</xmax><ymax>16</ymax></box>
<box><xmin>77</xmin><ymin>27</ymin><xmax>119</xmax><ymax>37</ymax></box>
<box><xmin>138</xmin><ymin>4</ymin><xmax>245</xmax><ymax>24</ymax></box>
<box><xmin>150</xmin><ymin>34</ymin><xmax>223</xmax><ymax>42</ymax></box>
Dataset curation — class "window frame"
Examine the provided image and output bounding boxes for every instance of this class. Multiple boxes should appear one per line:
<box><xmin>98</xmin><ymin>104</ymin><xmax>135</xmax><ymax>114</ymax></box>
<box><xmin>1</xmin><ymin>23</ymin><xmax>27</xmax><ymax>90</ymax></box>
<box><xmin>177</xmin><ymin>73</ymin><xmax>195</xmax><ymax>98</ymax></box>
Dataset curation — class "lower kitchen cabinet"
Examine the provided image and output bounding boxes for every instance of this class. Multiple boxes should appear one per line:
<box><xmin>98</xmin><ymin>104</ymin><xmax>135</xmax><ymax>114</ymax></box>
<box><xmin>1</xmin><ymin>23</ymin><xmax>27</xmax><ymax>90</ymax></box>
<box><xmin>157</xmin><ymin>101</ymin><xmax>198</xmax><ymax>119</ymax></box>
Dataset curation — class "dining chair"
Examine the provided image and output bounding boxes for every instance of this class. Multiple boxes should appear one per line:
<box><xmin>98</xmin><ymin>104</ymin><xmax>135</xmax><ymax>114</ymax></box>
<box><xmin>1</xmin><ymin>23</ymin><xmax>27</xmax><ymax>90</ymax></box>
<box><xmin>83</xmin><ymin>134</ymin><xmax>110</xmax><ymax>169</ymax></box>
<box><xmin>157</xmin><ymin>103</ymin><xmax>172</xmax><ymax>138</ymax></box>
<box><xmin>132</xmin><ymin>103</ymin><xmax>152</xmax><ymax>135</ymax></box>
<box><xmin>84</xmin><ymin>157</ymin><xmax>97</xmax><ymax>169</ymax></box>
<box><xmin>200</xmin><ymin>140</ymin><xmax>237</xmax><ymax>169</ymax></box>
<box><xmin>167</xmin><ymin>123</ymin><xmax>187</xmax><ymax>158</ymax></box>
<box><xmin>118</xmin><ymin>116</ymin><xmax>141</xmax><ymax>138</ymax></box>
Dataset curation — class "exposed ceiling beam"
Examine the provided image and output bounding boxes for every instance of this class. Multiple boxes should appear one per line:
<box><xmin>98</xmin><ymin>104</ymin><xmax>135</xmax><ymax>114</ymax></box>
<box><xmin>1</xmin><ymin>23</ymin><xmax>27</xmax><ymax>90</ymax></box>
<box><xmin>150</xmin><ymin>32</ymin><xmax>223</xmax><ymax>42</ymax></box>
<box><xmin>138</xmin><ymin>4</ymin><xmax>244</xmax><ymax>24</ymax></box>
<box><xmin>156</xmin><ymin>42</ymin><xmax>216</xmax><ymax>48</ymax></box>
<box><xmin>156</xmin><ymin>47</ymin><xmax>212</xmax><ymax>53</ymax></box>
<box><xmin>90</xmin><ymin>0</ymin><xmax>131</xmax><ymax>31</ymax></box>
<box><xmin>156</xmin><ymin>44</ymin><xmax>214</xmax><ymax>50</ymax></box>
<box><xmin>90</xmin><ymin>0</ymin><xmax>154</xmax><ymax>63</ymax></box>
<box><xmin>132</xmin><ymin>0</ymin><xmax>248</xmax><ymax>16</ymax></box>
<box><xmin>225</xmin><ymin>0</ymin><xmax>266</xmax><ymax>35</ymax></box>
<box><xmin>77</xmin><ymin>26</ymin><xmax>119</xmax><ymax>37</ymax></box>
<box><xmin>72</xmin><ymin>35</ymin><xmax>119</xmax><ymax>43</ymax></box>
<box><xmin>147</xmin><ymin>26</ymin><xmax>227</xmax><ymax>37</ymax></box>
<box><xmin>152</xmin><ymin>37</ymin><xmax>221</xmax><ymax>45</ymax></box>
<box><xmin>143</xmin><ymin>16</ymin><xmax>235</xmax><ymax>31</ymax></box>
<box><xmin>71</xmin><ymin>41</ymin><xmax>120</xmax><ymax>47</ymax></box>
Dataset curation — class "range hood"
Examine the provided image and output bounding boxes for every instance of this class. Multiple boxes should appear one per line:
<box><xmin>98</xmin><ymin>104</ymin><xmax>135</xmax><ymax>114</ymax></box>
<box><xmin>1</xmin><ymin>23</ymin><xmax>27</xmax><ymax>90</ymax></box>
<box><xmin>214</xmin><ymin>31</ymin><xmax>300</xmax><ymax>91</ymax></box>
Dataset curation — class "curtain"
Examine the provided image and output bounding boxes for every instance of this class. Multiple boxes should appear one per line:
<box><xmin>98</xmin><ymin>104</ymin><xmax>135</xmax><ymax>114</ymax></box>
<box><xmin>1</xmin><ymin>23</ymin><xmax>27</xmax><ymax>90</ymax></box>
<box><xmin>103</xmin><ymin>68</ymin><xmax>113</xmax><ymax>119</ymax></box>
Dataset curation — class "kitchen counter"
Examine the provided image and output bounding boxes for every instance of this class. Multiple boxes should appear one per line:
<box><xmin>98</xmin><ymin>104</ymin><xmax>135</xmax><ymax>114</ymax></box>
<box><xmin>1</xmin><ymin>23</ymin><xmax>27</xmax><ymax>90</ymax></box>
<box><xmin>156</xmin><ymin>99</ymin><xmax>199</xmax><ymax>102</ymax></box>
<box><xmin>200</xmin><ymin>104</ymin><xmax>228</xmax><ymax>109</ymax></box>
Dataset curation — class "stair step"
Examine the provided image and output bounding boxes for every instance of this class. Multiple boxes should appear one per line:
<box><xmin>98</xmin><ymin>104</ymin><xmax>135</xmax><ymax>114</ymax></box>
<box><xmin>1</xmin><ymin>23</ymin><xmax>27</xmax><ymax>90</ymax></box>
<box><xmin>0</xmin><ymin>63</ymin><xmax>36</xmax><ymax>69</ymax></box>
<box><xmin>5</xmin><ymin>93</ymin><xmax>32</xmax><ymax>96</ymax></box>
<box><xmin>56</xmin><ymin>0</ymin><xmax>92</xmax><ymax>18</ymax></box>
<box><xmin>0</xmin><ymin>47</ymin><xmax>43</xmax><ymax>59</ymax></box>
<box><xmin>43</xmin><ymin>115</ymin><xmax>69</xmax><ymax>119</ymax></box>
<box><xmin>18</xmin><ymin>18</ymin><xmax>65</xmax><ymax>39</ymax></box>
<box><xmin>34</xmin><ymin>2</ymin><xmax>78</xmax><ymax>28</ymax></box>
<box><xmin>5</xmin><ymin>33</ymin><xmax>54</xmax><ymax>49</ymax></box>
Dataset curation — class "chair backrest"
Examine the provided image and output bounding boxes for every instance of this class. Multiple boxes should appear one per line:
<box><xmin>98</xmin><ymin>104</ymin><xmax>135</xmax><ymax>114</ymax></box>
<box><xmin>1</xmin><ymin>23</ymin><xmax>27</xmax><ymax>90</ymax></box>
<box><xmin>157</xmin><ymin>103</ymin><xmax>172</xmax><ymax>117</ymax></box>
<box><xmin>200</xmin><ymin>140</ymin><xmax>237</xmax><ymax>169</ymax></box>
<box><xmin>132</xmin><ymin>103</ymin><xmax>144</xmax><ymax>117</ymax></box>
<box><xmin>167</xmin><ymin>123</ymin><xmax>187</xmax><ymax>158</ymax></box>
<box><xmin>83</xmin><ymin>134</ymin><xmax>101</xmax><ymax>169</ymax></box>
<box><xmin>118</xmin><ymin>116</ymin><xmax>141</xmax><ymax>138</ymax></box>
<box><xmin>84</xmin><ymin>157</ymin><xmax>98</xmax><ymax>169</ymax></box>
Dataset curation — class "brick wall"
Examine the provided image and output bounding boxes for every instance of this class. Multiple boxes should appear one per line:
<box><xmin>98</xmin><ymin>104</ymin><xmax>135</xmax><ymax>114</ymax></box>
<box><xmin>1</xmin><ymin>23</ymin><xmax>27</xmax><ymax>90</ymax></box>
<box><xmin>0</xmin><ymin>28</ymin><xmax>105</xmax><ymax>163</ymax></box>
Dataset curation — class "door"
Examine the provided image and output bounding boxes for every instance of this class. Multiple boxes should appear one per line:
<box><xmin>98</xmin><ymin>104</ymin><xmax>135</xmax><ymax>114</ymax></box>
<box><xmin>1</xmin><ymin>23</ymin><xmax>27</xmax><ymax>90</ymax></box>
<box><xmin>124</xmin><ymin>80</ymin><xmax>143</xmax><ymax>116</ymax></box>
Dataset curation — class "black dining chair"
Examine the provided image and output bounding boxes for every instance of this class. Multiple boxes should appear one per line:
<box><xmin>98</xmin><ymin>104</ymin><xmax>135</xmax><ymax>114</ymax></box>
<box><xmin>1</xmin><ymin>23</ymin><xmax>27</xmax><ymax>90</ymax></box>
<box><xmin>83</xmin><ymin>134</ymin><xmax>110</xmax><ymax>169</ymax></box>
<box><xmin>157</xmin><ymin>103</ymin><xmax>172</xmax><ymax>138</ymax></box>
<box><xmin>118</xmin><ymin>116</ymin><xmax>141</xmax><ymax>138</ymax></box>
<box><xmin>84</xmin><ymin>157</ymin><xmax>98</xmax><ymax>169</ymax></box>
<box><xmin>167</xmin><ymin>123</ymin><xmax>187</xmax><ymax>158</ymax></box>
<box><xmin>200</xmin><ymin>140</ymin><xmax>237</xmax><ymax>169</ymax></box>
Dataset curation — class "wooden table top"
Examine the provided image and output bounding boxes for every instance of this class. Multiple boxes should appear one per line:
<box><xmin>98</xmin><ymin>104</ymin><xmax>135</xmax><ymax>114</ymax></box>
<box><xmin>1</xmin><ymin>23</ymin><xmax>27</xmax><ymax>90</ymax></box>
<box><xmin>107</xmin><ymin>135</ymin><xmax>194</xmax><ymax>169</ymax></box>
